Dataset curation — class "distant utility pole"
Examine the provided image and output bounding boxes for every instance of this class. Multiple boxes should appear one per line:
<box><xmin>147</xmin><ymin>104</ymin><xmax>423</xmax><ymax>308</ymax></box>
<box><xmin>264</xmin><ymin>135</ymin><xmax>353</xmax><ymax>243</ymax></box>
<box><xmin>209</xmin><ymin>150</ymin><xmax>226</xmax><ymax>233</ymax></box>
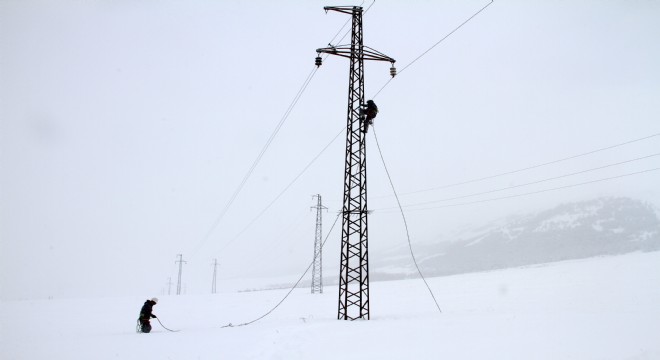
<box><xmin>311</xmin><ymin>194</ymin><xmax>328</xmax><ymax>294</ymax></box>
<box><xmin>316</xmin><ymin>5</ymin><xmax>395</xmax><ymax>320</ymax></box>
<box><xmin>175</xmin><ymin>254</ymin><xmax>186</xmax><ymax>295</ymax></box>
<box><xmin>212</xmin><ymin>258</ymin><xmax>219</xmax><ymax>294</ymax></box>
<box><xmin>167</xmin><ymin>277</ymin><xmax>174</xmax><ymax>296</ymax></box>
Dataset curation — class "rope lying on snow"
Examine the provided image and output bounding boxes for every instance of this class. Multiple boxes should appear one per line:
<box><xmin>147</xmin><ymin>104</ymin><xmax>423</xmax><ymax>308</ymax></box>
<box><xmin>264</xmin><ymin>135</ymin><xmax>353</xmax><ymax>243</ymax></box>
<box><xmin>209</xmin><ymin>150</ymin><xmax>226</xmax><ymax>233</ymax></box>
<box><xmin>221</xmin><ymin>213</ymin><xmax>342</xmax><ymax>328</ymax></box>
<box><xmin>155</xmin><ymin>317</ymin><xmax>180</xmax><ymax>332</ymax></box>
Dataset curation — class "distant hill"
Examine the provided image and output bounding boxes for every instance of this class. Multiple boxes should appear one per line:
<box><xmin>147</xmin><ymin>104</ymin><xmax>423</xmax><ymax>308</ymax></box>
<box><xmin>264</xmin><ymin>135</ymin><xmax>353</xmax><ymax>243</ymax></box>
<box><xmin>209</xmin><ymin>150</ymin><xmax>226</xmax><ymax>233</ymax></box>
<box><xmin>372</xmin><ymin>197</ymin><xmax>660</xmax><ymax>280</ymax></box>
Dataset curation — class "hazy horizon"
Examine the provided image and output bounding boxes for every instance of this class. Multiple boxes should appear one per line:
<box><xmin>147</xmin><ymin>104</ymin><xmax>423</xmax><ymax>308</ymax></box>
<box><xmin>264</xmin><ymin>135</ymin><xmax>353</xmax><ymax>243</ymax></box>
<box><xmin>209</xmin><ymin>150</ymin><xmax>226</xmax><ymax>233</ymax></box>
<box><xmin>2</xmin><ymin>0</ymin><xmax>659</xmax><ymax>301</ymax></box>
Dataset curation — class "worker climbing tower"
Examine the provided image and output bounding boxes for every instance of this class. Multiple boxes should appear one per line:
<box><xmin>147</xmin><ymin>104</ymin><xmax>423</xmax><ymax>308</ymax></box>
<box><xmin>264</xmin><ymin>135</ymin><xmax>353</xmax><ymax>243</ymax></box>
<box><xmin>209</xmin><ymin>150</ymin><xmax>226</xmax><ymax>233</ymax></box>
<box><xmin>315</xmin><ymin>5</ymin><xmax>395</xmax><ymax>320</ymax></box>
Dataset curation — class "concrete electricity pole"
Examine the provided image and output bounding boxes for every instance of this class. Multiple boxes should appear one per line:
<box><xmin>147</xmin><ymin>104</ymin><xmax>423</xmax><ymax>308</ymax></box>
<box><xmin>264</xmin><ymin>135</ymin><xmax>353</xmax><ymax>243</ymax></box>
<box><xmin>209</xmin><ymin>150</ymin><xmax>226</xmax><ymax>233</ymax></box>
<box><xmin>212</xmin><ymin>258</ymin><xmax>219</xmax><ymax>294</ymax></box>
<box><xmin>167</xmin><ymin>277</ymin><xmax>174</xmax><ymax>296</ymax></box>
<box><xmin>175</xmin><ymin>254</ymin><xmax>186</xmax><ymax>295</ymax></box>
<box><xmin>316</xmin><ymin>5</ymin><xmax>395</xmax><ymax>320</ymax></box>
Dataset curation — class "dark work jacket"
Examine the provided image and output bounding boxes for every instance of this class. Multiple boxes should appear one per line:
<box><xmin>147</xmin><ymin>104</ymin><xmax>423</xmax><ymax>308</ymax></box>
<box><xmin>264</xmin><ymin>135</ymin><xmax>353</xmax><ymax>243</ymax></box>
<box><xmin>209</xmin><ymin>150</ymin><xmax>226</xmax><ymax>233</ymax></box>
<box><xmin>365</xmin><ymin>101</ymin><xmax>378</xmax><ymax>121</ymax></box>
<box><xmin>139</xmin><ymin>300</ymin><xmax>157</xmax><ymax>320</ymax></box>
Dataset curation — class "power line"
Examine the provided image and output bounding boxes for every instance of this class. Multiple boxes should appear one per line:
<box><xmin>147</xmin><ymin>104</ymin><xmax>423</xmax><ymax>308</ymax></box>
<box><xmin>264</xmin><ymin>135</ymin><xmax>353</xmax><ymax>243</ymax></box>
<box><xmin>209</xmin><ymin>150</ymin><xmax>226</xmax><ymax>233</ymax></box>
<box><xmin>198</xmin><ymin>1</ymin><xmax>380</xmax><ymax>256</ymax></box>
<box><xmin>195</xmin><ymin>65</ymin><xmax>318</xmax><ymax>248</ymax></box>
<box><xmin>376</xmin><ymin>132</ymin><xmax>660</xmax><ymax>198</ymax></box>
<box><xmin>216</xmin><ymin>127</ymin><xmax>344</xmax><ymax>254</ymax></box>
<box><xmin>372</xmin><ymin>126</ymin><xmax>442</xmax><ymax>313</ymax></box>
<box><xmin>253</xmin><ymin>209</ymin><xmax>313</xmax><ymax>265</ymax></box>
<box><xmin>377</xmin><ymin>167</ymin><xmax>660</xmax><ymax>214</ymax></box>
<box><xmin>234</xmin><ymin>206</ymin><xmax>311</xmax><ymax>274</ymax></box>
<box><xmin>327</xmin><ymin>12</ymin><xmax>352</xmax><ymax>45</ymax></box>
<box><xmin>221</xmin><ymin>213</ymin><xmax>342</xmax><ymax>329</ymax></box>
<box><xmin>326</xmin><ymin>0</ymin><xmax>376</xmax><ymax>45</ymax></box>
<box><xmin>372</xmin><ymin>0</ymin><xmax>495</xmax><ymax>99</ymax></box>
<box><xmin>193</xmin><ymin>10</ymin><xmax>364</xmax><ymax>255</ymax></box>
<box><xmin>376</xmin><ymin>152</ymin><xmax>660</xmax><ymax>211</ymax></box>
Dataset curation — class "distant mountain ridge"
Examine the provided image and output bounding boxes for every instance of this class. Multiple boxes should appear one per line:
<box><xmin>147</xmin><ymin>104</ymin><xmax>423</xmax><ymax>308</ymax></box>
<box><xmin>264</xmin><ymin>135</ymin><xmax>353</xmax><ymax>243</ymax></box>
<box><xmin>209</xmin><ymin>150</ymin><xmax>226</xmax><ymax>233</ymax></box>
<box><xmin>372</xmin><ymin>197</ymin><xmax>660</xmax><ymax>280</ymax></box>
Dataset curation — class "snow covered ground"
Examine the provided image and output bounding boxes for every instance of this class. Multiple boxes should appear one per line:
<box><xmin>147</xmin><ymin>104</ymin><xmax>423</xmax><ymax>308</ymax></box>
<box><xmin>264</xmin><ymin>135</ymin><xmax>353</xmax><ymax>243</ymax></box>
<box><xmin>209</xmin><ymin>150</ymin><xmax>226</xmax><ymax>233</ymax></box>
<box><xmin>3</xmin><ymin>251</ymin><xmax>659</xmax><ymax>359</ymax></box>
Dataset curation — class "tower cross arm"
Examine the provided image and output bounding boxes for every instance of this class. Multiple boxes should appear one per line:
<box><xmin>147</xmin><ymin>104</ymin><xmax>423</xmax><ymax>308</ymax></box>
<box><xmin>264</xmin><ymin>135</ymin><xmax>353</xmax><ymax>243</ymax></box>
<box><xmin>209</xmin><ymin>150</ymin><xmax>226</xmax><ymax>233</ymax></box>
<box><xmin>363</xmin><ymin>46</ymin><xmax>396</xmax><ymax>63</ymax></box>
<box><xmin>324</xmin><ymin>6</ymin><xmax>362</xmax><ymax>15</ymax></box>
<box><xmin>316</xmin><ymin>45</ymin><xmax>396</xmax><ymax>63</ymax></box>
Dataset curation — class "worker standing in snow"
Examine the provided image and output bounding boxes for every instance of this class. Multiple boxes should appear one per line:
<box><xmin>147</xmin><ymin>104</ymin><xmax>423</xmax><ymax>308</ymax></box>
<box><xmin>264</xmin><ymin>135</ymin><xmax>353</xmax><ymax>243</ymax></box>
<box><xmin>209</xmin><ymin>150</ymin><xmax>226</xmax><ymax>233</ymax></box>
<box><xmin>137</xmin><ymin>297</ymin><xmax>158</xmax><ymax>333</ymax></box>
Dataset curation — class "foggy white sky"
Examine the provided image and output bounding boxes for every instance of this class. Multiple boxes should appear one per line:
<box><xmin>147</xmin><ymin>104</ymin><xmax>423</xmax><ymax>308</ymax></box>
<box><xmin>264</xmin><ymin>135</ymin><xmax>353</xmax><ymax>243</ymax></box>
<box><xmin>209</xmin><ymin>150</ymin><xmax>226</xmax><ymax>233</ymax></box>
<box><xmin>1</xmin><ymin>0</ymin><xmax>659</xmax><ymax>301</ymax></box>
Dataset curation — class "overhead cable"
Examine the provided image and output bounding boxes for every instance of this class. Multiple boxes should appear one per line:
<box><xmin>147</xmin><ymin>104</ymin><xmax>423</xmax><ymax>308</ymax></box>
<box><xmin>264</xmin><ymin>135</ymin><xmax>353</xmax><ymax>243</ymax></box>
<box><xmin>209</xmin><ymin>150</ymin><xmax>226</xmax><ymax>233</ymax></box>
<box><xmin>377</xmin><ymin>167</ymin><xmax>660</xmax><ymax>213</ymax></box>
<box><xmin>192</xmin><ymin>66</ymin><xmax>319</xmax><ymax>256</ymax></box>
<box><xmin>192</xmin><ymin>8</ymin><xmax>365</xmax><ymax>255</ymax></box>
<box><xmin>394</xmin><ymin>132</ymin><xmax>660</xmax><ymax>197</ymax></box>
<box><xmin>377</xmin><ymin>152</ymin><xmax>660</xmax><ymax>210</ymax></box>
<box><xmin>372</xmin><ymin>0</ymin><xmax>495</xmax><ymax>99</ymax></box>
<box><xmin>202</xmin><ymin>1</ymin><xmax>378</xmax><ymax>254</ymax></box>
<box><xmin>372</xmin><ymin>126</ymin><xmax>442</xmax><ymax>313</ymax></box>
<box><xmin>217</xmin><ymin>128</ymin><xmax>344</xmax><ymax>254</ymax></box>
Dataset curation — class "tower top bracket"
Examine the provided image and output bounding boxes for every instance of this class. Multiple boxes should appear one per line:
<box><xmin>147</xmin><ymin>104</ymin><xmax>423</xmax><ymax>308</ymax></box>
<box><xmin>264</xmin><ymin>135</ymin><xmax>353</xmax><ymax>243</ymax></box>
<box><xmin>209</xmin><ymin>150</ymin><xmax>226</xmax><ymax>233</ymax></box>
<box><xmin>324</xmin><ymin>6</ymin><xmax>362</xmax><ymax>15</ymax></box>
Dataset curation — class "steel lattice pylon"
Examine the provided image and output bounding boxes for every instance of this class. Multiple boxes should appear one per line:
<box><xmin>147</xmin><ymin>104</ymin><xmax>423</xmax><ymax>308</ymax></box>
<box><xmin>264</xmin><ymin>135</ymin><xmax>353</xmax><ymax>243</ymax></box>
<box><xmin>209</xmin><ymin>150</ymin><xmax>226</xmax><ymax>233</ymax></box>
<box><xmin>311</xmin><ymin>194</ymin><xmax>327</xmax><ymax>294</ymax></box>
<box><xmin>316</xmin><ymin>5</ymin><xmax>395</xmax><ymax>320</ymax></box>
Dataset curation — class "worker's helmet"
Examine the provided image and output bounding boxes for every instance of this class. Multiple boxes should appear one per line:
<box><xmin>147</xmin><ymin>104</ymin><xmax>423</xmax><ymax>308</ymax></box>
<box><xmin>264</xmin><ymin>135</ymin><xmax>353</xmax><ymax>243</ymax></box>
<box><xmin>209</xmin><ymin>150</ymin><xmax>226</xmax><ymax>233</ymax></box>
<box><xmin>151</xmin><ymin>297</ymin><xmax>159</xmax><ymax>303</ymax></box>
